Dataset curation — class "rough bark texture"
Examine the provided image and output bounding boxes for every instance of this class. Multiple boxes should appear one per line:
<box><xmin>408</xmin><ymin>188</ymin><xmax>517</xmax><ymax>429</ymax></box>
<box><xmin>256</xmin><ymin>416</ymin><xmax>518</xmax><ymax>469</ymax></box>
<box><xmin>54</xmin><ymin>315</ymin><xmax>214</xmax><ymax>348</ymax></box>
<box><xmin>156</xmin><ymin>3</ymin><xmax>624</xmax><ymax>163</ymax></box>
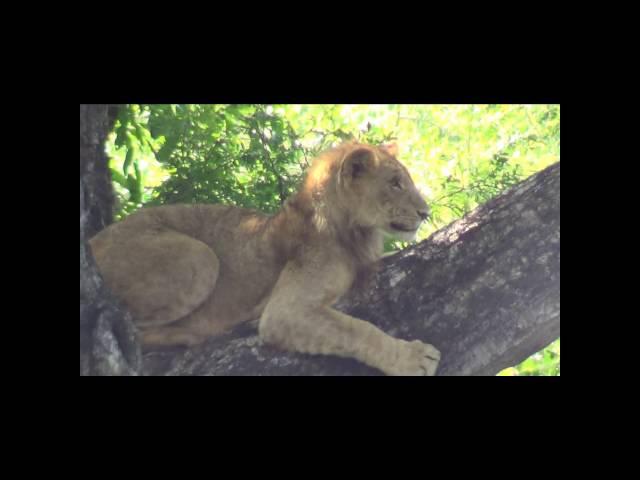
<box><xmin>80</xmin><ymin>104</ymin><xmax>141</xmax><ymax>376</ymax></box>
<box><xmin>142</xmin><ymin>162</ymin><xmax>560</xmax><ymax>376</ymax></box>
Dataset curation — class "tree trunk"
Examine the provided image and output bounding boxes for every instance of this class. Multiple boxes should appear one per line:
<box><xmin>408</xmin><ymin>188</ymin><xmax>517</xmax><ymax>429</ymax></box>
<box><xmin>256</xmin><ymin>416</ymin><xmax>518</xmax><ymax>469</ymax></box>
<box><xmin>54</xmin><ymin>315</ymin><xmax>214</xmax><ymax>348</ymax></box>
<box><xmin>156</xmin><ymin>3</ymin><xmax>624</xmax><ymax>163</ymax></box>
<box><xmin>142</xmin><ymin>162</ymin><xmax>560</xmax><ymax>376</ymax></box>
<box><xmin>80</xmin><ymin>104</ymin><xmax>141</xmax><ymax>376</ymax></box>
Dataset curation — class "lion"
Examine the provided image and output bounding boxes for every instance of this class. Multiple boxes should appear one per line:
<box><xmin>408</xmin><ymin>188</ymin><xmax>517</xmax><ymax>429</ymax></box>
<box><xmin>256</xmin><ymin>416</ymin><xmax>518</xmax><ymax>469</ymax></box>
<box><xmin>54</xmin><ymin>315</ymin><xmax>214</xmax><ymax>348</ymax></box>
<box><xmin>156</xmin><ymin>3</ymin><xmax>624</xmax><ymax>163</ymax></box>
<box><xmin>89</xmin><ymin>141</ymin><xmax>441</xmax><ymax>375</ymax></box>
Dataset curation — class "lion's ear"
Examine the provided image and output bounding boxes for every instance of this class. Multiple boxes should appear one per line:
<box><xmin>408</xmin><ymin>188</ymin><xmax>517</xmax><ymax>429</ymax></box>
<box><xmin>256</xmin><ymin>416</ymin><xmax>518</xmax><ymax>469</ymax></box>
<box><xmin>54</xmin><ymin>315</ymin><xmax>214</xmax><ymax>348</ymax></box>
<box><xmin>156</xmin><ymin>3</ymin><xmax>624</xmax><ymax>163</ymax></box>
<box><xmin>341</xmin><ymin>148</ymin><xmax>377</xmax><ymax>181</ymax></box>
<box><xmin>381</xmin><ymin>143</ymin><xmax>398</xmax><ymax>157</ymax></box>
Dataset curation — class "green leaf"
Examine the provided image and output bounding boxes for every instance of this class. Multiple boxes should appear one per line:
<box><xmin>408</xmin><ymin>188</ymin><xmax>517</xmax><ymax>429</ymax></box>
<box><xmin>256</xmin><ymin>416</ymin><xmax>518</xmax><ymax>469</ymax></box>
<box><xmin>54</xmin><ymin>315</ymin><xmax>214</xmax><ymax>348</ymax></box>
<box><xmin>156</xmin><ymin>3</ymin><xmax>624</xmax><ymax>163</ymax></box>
<box><xmin>126</xmin><ymin>172</ymin><xmax>142</xmax><ymax>204</ymax></box>
<box><xmin>123</xmin><ymin>145</ymin><xmax>135</xmax><ymax>176</ymax></box>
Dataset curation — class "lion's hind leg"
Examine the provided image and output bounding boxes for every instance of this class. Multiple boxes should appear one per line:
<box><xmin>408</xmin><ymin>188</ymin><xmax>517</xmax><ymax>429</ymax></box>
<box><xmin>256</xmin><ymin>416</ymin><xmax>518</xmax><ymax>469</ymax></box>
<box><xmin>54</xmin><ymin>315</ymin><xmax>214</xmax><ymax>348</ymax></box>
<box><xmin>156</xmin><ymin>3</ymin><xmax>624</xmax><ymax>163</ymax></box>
<box><xmin>90</xmin><ymin>229</ymin><xmax>220</xmax><ymax>343</ymax></box>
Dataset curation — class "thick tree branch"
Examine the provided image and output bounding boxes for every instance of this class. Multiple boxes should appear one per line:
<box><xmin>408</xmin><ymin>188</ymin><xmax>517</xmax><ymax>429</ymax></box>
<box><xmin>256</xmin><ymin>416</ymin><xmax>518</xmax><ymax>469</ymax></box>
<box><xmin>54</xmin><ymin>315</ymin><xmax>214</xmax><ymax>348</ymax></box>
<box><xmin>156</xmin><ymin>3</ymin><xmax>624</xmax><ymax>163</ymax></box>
<box><xmin>143</xmin><ymin>162</ymin><xmax>560</xmax><ymax>376</ymax></box>
<box><xmin>80</xmin><ymin>104</ymin><xmax>141</xmax><ymax>376</ymax></box>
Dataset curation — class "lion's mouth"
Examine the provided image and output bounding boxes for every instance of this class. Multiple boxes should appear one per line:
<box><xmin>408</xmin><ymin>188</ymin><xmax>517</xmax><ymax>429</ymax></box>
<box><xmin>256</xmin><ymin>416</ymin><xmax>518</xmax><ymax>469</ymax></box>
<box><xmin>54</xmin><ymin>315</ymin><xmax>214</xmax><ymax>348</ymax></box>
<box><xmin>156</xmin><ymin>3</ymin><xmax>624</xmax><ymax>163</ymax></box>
<box><xmin>390</xmin><ymin>222</ymin><xmax>417</xmax><ymax>233</ymax></box>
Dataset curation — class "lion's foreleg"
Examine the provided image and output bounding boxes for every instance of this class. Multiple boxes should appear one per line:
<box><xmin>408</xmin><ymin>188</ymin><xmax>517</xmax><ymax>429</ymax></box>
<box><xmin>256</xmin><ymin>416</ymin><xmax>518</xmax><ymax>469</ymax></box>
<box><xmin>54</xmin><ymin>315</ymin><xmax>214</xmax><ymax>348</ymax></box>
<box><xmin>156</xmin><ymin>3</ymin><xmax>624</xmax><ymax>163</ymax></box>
<box><xmin>259</xmin><ymin>305</ymin><xmax>440</xmax><ymax>376</ymax></box>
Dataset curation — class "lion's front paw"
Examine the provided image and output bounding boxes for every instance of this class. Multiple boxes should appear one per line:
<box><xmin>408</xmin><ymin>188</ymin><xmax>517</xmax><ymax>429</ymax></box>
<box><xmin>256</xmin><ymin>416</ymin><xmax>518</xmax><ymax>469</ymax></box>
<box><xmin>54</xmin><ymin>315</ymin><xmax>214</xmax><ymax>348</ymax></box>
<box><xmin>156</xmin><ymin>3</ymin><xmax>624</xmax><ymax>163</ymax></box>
<box><xmin>384</xmin><ymin>339</ymin><xmax>441</xmax><ymax>376</ymax></box>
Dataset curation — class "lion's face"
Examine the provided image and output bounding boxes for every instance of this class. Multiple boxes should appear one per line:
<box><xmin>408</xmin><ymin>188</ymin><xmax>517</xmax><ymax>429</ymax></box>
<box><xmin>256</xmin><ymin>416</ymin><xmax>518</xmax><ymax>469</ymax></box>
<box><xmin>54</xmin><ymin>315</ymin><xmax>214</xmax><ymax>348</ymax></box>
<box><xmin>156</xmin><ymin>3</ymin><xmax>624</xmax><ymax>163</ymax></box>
<box><xmin>339</xmin><ymin>144</ymin><xmax>430</xmax><ymax>242</ymax></box>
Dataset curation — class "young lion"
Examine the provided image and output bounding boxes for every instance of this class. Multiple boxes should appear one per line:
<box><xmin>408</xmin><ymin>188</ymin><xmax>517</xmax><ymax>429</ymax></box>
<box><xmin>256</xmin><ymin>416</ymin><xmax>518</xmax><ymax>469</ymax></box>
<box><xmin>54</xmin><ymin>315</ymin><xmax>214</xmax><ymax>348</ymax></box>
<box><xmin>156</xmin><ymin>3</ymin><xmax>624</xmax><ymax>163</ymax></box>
<box><xmin>89</xmin><ymin>141</ymin><xmax>441</xmax><ymax>375</ymax></box>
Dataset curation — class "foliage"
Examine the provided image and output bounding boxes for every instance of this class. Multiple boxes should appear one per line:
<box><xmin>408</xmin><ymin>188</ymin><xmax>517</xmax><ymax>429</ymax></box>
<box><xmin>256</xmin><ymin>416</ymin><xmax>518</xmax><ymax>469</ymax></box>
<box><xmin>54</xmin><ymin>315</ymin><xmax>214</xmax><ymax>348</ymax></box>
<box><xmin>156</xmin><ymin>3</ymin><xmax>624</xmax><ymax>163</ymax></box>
<box><xmin>104</xmin><ymin>104</ymin><xmax>560</xmax><ymax>376</ymax></box>
<box><xmin>105</xmin><ymin>104</ymin><xmax>167</xmax><ymax>220</ymax></box>
<box><xmin>498</xmin><ymin>339</ymin><xmax>560</xmax><ymax>376</ymax></box>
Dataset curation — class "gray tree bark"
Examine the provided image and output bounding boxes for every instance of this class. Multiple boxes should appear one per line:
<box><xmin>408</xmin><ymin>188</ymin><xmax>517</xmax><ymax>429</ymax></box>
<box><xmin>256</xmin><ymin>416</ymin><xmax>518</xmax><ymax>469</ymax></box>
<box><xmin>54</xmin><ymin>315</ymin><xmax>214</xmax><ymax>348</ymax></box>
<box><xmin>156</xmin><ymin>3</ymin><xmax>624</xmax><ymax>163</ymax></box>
<box><xmin>142</xmin><ymin>162</ymin><xmax>560</xmax><ymax>376</ymax></box>
<box><xmin>80</xmin><ymin>104</ymin><xmax>141</xmax><ymax>376</ymax></box>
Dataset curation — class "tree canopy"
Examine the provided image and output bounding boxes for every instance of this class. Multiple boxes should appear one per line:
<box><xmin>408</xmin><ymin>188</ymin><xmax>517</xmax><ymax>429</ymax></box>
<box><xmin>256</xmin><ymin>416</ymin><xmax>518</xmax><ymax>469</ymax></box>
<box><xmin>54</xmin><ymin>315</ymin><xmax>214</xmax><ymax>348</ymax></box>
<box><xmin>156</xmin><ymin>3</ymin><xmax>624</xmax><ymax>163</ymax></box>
<box><xmin>103</xmin><ymin>104</ymin><xmax>560</xmax><ymax>376</ymax></box>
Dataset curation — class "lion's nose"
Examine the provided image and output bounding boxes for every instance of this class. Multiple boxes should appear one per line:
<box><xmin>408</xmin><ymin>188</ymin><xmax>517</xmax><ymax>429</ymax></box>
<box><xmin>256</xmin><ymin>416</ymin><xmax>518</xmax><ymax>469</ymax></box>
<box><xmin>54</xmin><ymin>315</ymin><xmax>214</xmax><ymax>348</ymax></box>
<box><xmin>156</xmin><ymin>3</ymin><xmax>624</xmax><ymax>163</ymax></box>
<box><xmin>417</xmin><ymin>209</ymin><xmax>429</xmax><ymax>220</ymax></box>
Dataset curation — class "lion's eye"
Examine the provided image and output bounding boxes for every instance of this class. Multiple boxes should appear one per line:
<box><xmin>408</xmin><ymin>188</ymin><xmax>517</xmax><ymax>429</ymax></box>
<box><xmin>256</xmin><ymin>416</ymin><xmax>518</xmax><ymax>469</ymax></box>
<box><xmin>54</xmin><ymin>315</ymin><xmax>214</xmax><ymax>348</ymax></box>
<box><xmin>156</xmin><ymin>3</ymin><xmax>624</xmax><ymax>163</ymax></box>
<box><xmin>390</xmin><ymin>178</ymin><xmax>403</xmax><ymax>189</ymax></box>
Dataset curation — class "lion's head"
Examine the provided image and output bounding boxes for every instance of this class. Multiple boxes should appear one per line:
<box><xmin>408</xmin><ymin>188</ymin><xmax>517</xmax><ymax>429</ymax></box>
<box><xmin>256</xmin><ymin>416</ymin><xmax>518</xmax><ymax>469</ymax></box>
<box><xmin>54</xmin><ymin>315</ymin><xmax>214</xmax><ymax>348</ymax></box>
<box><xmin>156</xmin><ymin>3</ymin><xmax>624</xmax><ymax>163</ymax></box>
<box><xmin>332</xmin><ymin>142</ymin><xmax>430</xmax><ymax>242</ymax></box>
<box><xmin>280</xmin><ymin>141</ymin><xmax>430</xmax><ymax>271</ymax></box>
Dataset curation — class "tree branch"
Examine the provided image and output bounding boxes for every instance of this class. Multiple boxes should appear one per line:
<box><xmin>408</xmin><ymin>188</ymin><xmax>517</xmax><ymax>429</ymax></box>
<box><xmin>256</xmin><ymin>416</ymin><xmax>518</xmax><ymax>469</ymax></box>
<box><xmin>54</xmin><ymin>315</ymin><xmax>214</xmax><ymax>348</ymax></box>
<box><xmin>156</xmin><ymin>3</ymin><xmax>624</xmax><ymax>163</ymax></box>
<box><xmin>80</xmin><ymin>104</ymin><xmax>141</xmax><ymax>376</ymax></box>
<box><xmin>143</xmin><ymin>162</ymin><xmax>560</xmax><ymax>376</ymax></box>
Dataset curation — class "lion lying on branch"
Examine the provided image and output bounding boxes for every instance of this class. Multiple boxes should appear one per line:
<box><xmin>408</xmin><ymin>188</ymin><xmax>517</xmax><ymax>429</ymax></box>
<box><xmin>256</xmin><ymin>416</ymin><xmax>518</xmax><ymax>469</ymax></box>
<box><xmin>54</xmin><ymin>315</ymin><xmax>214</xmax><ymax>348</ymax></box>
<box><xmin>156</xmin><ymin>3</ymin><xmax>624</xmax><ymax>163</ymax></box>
<box><xmin>90</xmin><ymin>142</ymin><xmax>441</xmax><ymax>375</ymax></box>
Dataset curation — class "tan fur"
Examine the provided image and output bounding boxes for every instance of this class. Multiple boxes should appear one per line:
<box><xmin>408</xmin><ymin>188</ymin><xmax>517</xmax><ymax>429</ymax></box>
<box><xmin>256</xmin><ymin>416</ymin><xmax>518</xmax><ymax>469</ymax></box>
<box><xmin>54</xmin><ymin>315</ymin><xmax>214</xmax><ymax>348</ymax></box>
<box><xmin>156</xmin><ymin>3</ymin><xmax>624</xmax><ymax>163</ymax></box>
<box><xmin>89</xmin><ymin>141</ymin><xmax>440</xmax><ymax>375</ymax></box>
